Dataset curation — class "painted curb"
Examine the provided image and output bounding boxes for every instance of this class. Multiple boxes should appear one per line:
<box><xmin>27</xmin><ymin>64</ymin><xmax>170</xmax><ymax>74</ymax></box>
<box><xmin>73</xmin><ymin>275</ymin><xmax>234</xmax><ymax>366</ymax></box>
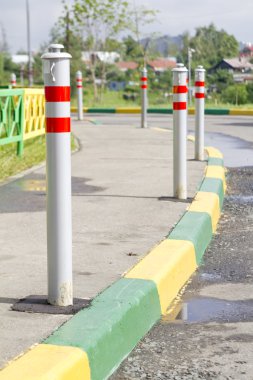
<box><xmin>71</xmin><ymin>106</ymin><xmax>253</xmax><ymax>116</ymax></box>
<box><xmin>0</xmin><ymin>146</ymin><xmax>226</xmax><ymax>380</ymax></box>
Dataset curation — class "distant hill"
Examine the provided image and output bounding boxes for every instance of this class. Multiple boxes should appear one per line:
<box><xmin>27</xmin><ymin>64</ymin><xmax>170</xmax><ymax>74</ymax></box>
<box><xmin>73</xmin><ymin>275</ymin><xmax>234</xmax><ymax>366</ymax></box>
<box><xmin>140</xmin><ymin>35</ymin><xmax>184</xmax><ymax>56</ymax></box>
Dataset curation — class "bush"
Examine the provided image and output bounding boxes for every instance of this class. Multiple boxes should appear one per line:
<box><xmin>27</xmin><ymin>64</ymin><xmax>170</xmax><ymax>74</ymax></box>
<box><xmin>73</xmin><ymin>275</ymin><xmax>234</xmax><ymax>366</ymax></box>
<box><xmin>222</xmin><ymin>84</ymin><xmax>248</xmax><ymax>105</ymax></box>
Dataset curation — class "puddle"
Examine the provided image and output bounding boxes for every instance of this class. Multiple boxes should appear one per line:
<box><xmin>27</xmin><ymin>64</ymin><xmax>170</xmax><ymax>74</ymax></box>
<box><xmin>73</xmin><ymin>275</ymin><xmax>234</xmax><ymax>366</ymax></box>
<box><xmin>163</xmin><ymin>296</ymin><xmax>253</xmax><ymax>324</ymax></box>
<box><xmin>199</xmin><ymin>272</ymin><xmax>222</xmax><ymax>281</ymax></box>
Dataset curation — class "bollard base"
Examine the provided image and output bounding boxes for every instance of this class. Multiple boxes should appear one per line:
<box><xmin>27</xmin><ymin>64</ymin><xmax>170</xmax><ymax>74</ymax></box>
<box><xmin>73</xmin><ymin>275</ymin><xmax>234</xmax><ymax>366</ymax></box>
<box><xmin>11</xmin><ymin>295</ymin><xmax>91</xmax><ymax>315</ymax></box>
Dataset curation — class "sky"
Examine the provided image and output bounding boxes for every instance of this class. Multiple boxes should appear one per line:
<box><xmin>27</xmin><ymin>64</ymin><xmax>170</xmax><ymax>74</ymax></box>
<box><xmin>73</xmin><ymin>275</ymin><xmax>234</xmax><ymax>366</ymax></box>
<box><xmin>1</xmin><ymin>0</ymin><xmax>253</xmax><ymax>53</ymax></box>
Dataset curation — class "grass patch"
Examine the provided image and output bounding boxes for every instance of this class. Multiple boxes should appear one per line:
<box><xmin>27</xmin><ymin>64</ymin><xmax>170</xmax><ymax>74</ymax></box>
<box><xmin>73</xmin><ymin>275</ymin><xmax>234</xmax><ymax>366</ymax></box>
<box><xmin>0</xmin><ymin>134</ymin><xmax>77</xmax><ymax>183</ymax></box>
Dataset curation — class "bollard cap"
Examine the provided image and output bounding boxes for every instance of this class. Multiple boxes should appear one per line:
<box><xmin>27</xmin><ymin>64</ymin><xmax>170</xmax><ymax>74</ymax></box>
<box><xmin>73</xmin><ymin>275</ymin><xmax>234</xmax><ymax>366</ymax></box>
<box><xmin>141</xmin><ymin>66</ymin><xmax>147</xmax><ymax>74</ymax></box>
<box><xmin>76</xmin><ymin>70</ymin><xmax>82</xmax><ymax>77</ymax></box>
<box><xmin>172</xmin><ymin>63</ymin><xmax>188</xmax><ymax>73</ymax></box>
<box><xmin>41</xmin><ymin>43</ymin><xmax>72</xmax><ymax>60</ymax></box>
<box><xmin>195</xmin><ymin>65</ymin><xmax>206</xmax><ymax>72</ymax></box>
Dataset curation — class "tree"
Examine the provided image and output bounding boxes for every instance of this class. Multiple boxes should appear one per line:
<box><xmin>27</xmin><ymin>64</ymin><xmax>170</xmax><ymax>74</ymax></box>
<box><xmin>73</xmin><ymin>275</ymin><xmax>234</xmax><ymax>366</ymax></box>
<box><xmin>185</xmin><ymin>24</ymin><xmax>239</xmax><ymax>69</ymax></box>
<box><xmin>208</xmin><ymin>69</ymin><xmax>234</xmax><ymax>93</ymax></box>
<box><xmin>73</xmin><ymin>0</ymin><xmax>130</xmax><ymax>100</ymax></box>
<box><xmin>222</xmin><ymin>84</ymin><xmax>248</xmax><ymax>105</ymax></box>
<box><xmin>127</xmin><ymin>3</ymin><xmax>158</xmax><ymax>65</ymax></box>
<box><xmin>50</xmin><ymin>1</ymin><xmax>86</xmax><ymax>92</ymax></box>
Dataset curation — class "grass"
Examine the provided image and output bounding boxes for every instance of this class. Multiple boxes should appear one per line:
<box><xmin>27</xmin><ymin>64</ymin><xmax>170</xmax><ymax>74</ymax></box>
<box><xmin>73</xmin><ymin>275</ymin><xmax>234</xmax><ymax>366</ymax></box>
<box><xmin>71</xmin><ymin>87</ymin><xmax>253</xmax><ymax>109</ymax></box>
<box><xmin>0</xmin><ymin>134</ymin><xmax>77</xmax><ymax>183</ymax></box>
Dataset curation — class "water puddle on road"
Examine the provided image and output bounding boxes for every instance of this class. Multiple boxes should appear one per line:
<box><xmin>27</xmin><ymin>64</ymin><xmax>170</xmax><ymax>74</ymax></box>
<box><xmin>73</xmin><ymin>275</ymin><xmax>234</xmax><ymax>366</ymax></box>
<box><xmin>163</xmin><ymin>296</ymin><xmax>253</xmax><ymax>324</ymax></box>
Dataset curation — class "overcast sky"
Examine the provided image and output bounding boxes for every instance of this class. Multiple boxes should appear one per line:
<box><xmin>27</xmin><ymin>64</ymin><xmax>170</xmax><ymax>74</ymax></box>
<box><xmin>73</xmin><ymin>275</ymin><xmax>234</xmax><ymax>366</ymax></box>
<box><xmin>1</xmin><ymin>0</ymin><xmax>253</xmax><ymax>53</ymax></box>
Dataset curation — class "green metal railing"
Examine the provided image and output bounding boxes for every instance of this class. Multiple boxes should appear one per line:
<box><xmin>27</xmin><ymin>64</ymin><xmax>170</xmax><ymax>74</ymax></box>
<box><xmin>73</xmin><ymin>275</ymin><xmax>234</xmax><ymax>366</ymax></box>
<box><xmin>0</xmin><ymin>89</ymin><xmax>25</xmax><ymax>156</ymax></box>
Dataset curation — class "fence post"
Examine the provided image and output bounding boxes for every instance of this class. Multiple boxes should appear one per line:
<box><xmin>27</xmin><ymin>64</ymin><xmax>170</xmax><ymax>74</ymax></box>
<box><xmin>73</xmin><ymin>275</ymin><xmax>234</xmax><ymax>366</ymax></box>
<box><xmin>10</xmin><ymin>73</ymin><xmax>16</xmax><ymax>87</ymax></box>
<box><xmin>195</xmin><ymin>65</ymin><xmax>205</xmax><ymax>161</ymax></box>
<box><xmin>172</xmin><ymin>63</ymin><xmax>188</xmax><ymax>200</ymax></box>
<box><xmin>140</xmin><ymin>67</ymin><xmax>148</xmax><ymax>128</ymax></box>
<box><xmin>76</xmin><ymin>70</ymin><xmax>83</xmax><ymax>120</ymax></box>
<box><xmin>41</xmin><ymin>44</ymin><xmax>73</xmax><ymax>306</ymax></box>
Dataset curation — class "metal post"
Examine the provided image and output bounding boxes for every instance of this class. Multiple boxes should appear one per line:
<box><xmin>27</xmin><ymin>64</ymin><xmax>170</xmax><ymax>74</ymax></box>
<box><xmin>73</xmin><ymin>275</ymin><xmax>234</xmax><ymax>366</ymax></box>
<box><xmin>10</xmin><ymin>73</ymin><xmax>16</xmax><ymax>87</ymax></box>
<box><xmin>140</xmin><ymin>67</ymin><xmax>148</xmax><ymax>128</ymax></box>
<box><xmin>26</xmin><ymin>0</ymin><xmax>33</xmax><ymax>87</ymax></box>
<box><xmin>76</xmin><ymin>70</ymin><xmax>83</xmax><ymax>120</ymax></box>
<box><xmin>195</xmin><ymin>65</ymin><xmax>206</xmax><ymax>161</ymax></box>
<box><xmin>41</xmin><ymin>44</ymin><xmax>73</xmax><ymax>306</ymax></box>
<box><xmin>172</xmin><ymin>63</ymin><xmax>188</xmax><ymax>200</ymax></box>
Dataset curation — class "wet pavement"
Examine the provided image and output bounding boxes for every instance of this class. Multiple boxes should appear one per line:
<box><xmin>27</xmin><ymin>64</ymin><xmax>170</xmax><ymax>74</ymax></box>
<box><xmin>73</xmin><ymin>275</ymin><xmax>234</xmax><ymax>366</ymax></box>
<box><xmin>112</xmin><ymin>122</ymin><xmax>253</xmax><ymax>379</ymax></box>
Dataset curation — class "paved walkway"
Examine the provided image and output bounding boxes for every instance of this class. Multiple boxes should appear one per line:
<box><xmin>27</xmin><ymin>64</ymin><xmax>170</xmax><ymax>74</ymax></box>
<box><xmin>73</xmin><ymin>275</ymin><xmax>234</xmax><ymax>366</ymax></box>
<box><xmin>0</xmin><ymin>116</ymin><xmax>205</xmax><ymax>368</ymax></box>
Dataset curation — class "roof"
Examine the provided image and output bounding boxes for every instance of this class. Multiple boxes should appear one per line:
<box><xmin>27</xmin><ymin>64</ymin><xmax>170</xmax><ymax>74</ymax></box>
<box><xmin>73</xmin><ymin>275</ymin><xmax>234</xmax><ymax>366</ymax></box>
<box><xmin>148</xmin><ymin>58</ymin><xmax>177</xmax><ymax>70</ymax></box>
<box><xmin>116</xmin><ymin>61</ymin><xmax>138</xmax><ymax>70</ymax></box>
<box><xmin>82</xmin><ymin>51</ymin><xmax>120</xmax><ymax>64</ymax></box>
<box><xmin>222</xmin><ymin>58</ymin><xmax>253</xmax><ymax>70</ymax></box>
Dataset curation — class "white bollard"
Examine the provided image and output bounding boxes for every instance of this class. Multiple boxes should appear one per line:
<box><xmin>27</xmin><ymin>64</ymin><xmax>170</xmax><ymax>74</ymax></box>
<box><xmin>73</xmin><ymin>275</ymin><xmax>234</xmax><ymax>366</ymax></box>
<box><xmin>195</xmin><ymin>65</ymin><xmax>206</xmax><ymax>161</ymax></box>
<box><xmin>10</xmin><ymin>73</ymin><xmax>16</xmax><ymax>87</ymax></box>
<box><xmin>140</xmin><ymin>67</ymin><xmax>148</xmax><ymax>128</ymax></box>
<box><xmin>76</xmin><ymin>70</ymin><xmax>83</xmax><ymax>121</ymax></box>
<box><xmin>172</xmin><ymin>63</ymin><xmax>188</xmax><ymax>200</ymax></box>
<box><xmin>41</xmin><ymin>44</ymin><xmax>73</xmax><ymax>306</ymax></box>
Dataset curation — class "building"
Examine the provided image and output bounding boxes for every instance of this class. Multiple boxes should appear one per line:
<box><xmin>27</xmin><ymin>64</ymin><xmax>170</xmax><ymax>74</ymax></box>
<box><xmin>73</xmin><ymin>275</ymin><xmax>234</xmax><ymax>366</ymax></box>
<box><xmin>209</xmin><ymin>58</ymin><xmax>253</xmax><ymax>83</ymax></box>
<box><xmin>115</xmin><ymin>61</ymin><xmax>138</xmax><ymax>72</ymax></box>
<box><xmin>147</xmin><ymin>58</ymin><xmax>177</xmax><ymax>73</ymax></box>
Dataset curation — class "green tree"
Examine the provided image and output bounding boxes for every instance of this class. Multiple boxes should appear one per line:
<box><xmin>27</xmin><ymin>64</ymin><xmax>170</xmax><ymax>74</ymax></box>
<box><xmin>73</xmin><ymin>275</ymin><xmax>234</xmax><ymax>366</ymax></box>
<box><xmin>73</xmin><ymin>0</ymin><xmax>130</xmax><ymax>100</ymax></box>
<box><xmin>127</xmin><ymin>4</ymin><xmax>158</xmax><ymax>65</ymax></box>
<box><xmin>222</xmin><ymin>84</ymin><xmax>248</xmax><ymax>105</ymax></box>
<box><xmin>186</xmin><ymin>24</ymin><xmax>239</xmax><ymax>69</ymax></box>
<box><xmin>50</xmin><ymin>1</ymin><xmax>86</xmax><ymax>92</ymax></box>
<box><xmin>246</xmin><ymin>82</ymin><xmax>253</xmax><ymax>103</ymax></box>
<box><xmin>208</xmin><ymin>69</ymin><xmax>234</xmax><ymax>93</ymax></box>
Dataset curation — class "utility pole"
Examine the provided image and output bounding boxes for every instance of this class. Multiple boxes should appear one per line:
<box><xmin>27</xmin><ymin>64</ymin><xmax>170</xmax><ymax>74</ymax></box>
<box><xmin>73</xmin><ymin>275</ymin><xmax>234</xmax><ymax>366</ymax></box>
<box><xmin>26</xmin><ymin>0</ymin><xmax>33</xmax><ymax>87</ymax></box>
<box><xmin>188</xmin><ymin>47</ymin><xmax>195</xmax><ymax>105</ymax></box>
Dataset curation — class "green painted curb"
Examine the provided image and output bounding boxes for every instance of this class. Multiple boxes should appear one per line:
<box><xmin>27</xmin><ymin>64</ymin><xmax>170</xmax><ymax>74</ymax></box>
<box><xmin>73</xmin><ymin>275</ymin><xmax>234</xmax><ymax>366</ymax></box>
<box><xmin>208</xmin><ymin>157</ymin><xmax>224</xmax><ymax>166</ymax></box>
<box><xmin>44</xmin><ymin>278</ymin><xmax>161</xmax><ymax>380</ymax></box>
<box><xmin>87</xmin><ymin>108</ymin><xmax>116</xmax><ymax>113</ymax></box>
<box><xmin>205</xmin><ymin>109</ymin><xmax>230</xmax><ymax>115</ymax></box>
<box><xmin>168</xmin><ymin>211</ymin><xmax>213</xmax><ymax>265</ymax></box>
<box><xmin>199</xmin><ymin>177</ymin><xmax>224</xmax><ymax>211</ymax></box>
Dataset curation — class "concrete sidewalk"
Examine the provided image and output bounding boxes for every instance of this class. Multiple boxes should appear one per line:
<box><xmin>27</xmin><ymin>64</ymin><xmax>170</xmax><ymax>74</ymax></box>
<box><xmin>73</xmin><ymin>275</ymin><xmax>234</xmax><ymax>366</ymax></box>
<box><xmin>0</xmin><ymin>117</ymin><xmax>205</xmax><ymax>369</ymax></box>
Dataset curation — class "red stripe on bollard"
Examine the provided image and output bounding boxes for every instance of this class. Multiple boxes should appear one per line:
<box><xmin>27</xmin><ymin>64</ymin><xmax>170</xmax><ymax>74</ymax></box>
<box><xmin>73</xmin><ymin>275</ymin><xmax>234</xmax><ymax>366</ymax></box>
<box><xmin>195</xmin><ymin>93</ymin><xmax>205</xmax><ymax>98</ymax></box>
<box><xmin>46</xmin><ymin>117</ymin><xmax>71</xmax><ymax>133</ymax></box>
<box><xmin>141</xmin><ymin>85</ymin><xmax>148</xmax><ymax>89</ymax></box>
<box><xmin>76</xmin><ymin>85</ymin><xmax>82</xmax><ymax>88</ymax></box>
<box><xmin>195</xmin><ymin>81</ymin><xmax>205</xmax><ymax>86</ymax></box>
<box><xmin>141</xmin><ymin>77</ymin><xmax>147</xmax><ymax>81</ymax></box>
<box><xmin>173</xmin><ymin>102</ymin><xmax>187</xmax><ymax>110</ymax></box>
<box><xmin>45</xmin><ymin>86</ymin><xmax>70</xmax><ymax>102</ymax></box>
<box><xmin>173</xmin><ymin>85</ymin><xmax>188</xmax><ymax>94</ymax></box>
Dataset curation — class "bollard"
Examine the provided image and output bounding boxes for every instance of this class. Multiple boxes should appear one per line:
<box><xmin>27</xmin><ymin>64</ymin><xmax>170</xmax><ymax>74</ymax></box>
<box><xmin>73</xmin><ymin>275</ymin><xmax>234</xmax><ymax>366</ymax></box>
<box><xmin>10</xmin><ymin>73</ymin><xmax>16</xmax><ymax>87</ymax></box>
<box><xmin>195</xmin><ymin>65</ymin><xmax>206</xmax><ymax>161</ymax></box>
<box><xmin>76</xmin><ymin>70</ymin><xmax>83</xmax><ymax>121</ymax></box>
<box><xmin>140</xmin><ymin>67</ymin><xmax>148</xmax><ymax>128</ymax></box>
<box><xmin>172</xmin><ymin>63</ymin><xmax>188</xmax><ymax>200</ymax></box>
<box><xmin>41</xmin><ymin>44</ymin><xmax>73</xmax><ymax>306</ymax></box>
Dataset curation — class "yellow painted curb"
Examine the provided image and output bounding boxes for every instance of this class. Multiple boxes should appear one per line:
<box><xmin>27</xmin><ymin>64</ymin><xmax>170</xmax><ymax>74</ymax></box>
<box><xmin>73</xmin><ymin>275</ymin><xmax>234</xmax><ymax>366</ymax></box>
<box><xmin>125</xmin><ymin>239</ymin><xmax>197</xmax><ymax>315</ymax></box>
<box><xmin>116</xmin><ymin>107</ymin><xmax>141</xmax><ymax>114</ymax></box>
<box><xmin>229</xmin><ymin>109</ymin><xmax>253</xmax><ymax>116</ymax></box>
<box><xmin>205</xmin><ymin>165</ymin><xmax>227</xmax><ymax>192</ymax></box>
<box><xmin>188</xmin><ymin>108</ymin><xmax>195</xmax><ymax>115</ymax></box>
<box><xmin>205</xmin><ymin>146</ymin><xmax>223</xmax><ymax>159</ymax></box>
<box><xmin>188</xmin><ymin>191</ymin><xmax>220</xmax><ymax>232</ymax></box>
<box><xmin>0</xmin><ymin>344</ymin><xmax>90</xmax><ymax>380</ymax></box>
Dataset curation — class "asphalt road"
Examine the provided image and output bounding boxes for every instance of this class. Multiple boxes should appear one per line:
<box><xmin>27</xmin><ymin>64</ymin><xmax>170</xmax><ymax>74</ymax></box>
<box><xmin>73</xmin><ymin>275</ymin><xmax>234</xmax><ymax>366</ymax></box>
<box><xmin>110</xmin><ymin>114</ymin><xmax>253</xmax><ymax>380</ymax></box>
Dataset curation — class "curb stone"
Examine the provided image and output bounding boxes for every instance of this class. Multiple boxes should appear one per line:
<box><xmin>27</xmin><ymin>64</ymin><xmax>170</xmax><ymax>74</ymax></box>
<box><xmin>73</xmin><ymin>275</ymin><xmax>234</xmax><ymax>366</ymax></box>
<box><xmin>0</xmin><ymin>146</ymin><xmax>226</xmax><ymax>380</ymax></box>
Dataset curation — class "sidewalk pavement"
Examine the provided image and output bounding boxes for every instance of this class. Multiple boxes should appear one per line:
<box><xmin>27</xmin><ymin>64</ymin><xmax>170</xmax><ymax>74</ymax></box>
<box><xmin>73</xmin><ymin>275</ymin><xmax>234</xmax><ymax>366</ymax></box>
<box><xmin>0</xmin><ymin>116</ymin><xmax>205</xmax><ymax>370</ymax></box>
